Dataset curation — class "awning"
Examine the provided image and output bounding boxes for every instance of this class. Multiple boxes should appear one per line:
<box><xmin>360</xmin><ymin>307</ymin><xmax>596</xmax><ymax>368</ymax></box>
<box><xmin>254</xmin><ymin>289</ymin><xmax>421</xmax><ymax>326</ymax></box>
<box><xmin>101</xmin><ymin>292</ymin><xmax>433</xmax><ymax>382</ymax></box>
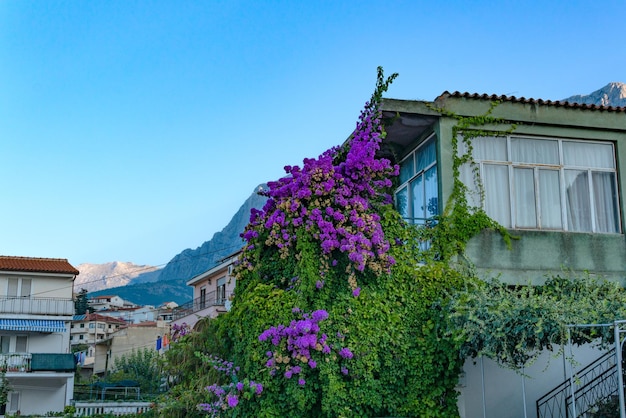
<box><xmin>0</xmin><ymin>319</ymin><xmax>66</xmax><ymax>333</ymax></box>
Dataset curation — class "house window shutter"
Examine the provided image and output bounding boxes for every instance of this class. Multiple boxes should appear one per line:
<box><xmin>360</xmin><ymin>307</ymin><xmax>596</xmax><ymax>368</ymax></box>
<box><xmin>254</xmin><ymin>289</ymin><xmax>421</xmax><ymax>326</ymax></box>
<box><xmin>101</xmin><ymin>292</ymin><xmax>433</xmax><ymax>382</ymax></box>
<box><xmin>7</xmin><ymin>279</ymin><xmax>18</xmax><ymax>297</ymax></box>
<box><xmin>20</xmin><ymin>279</ymin><xmax>31</xmax><ymax>297</ymax></box>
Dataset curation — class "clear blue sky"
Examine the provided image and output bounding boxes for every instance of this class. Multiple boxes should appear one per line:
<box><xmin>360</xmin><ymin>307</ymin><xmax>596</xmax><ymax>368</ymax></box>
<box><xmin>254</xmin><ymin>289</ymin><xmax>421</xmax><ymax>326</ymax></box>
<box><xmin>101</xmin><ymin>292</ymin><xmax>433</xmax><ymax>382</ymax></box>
<box><xmin>1</xmin><ymin>0</ymin><xmax>624</xmax><ymax>267</ymax></box>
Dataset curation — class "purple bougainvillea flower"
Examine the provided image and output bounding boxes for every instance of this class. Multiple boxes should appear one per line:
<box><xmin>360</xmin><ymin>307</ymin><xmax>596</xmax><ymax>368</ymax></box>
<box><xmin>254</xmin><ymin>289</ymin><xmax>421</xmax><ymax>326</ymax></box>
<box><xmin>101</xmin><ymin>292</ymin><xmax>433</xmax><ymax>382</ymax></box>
<box><xmin>339</xmin><ymin>347</ymin><xmax>354</xmax><ymax>359</ymax></box>
<box><xmin>298</xmin><ymin>378</ymin><xmax>306</xmax><ymax>386</ymax></box>
<box><xmin>236</xmin><ymin>382</ymin><xmax>244</xmax><ymax>392</ymax></box>
<box><xmin>341</xmin><ymin>366</ymin><xmax>349</xmax><ymax>375</ymax></box>
<box><xmin>352</xmin><ymin>287</ymin><xmax>361</xmax><ymax>297</ymax></box>
<box><xmin>226</xmin><ymin>394</ymin><xmax>239</xmax><ymax>408</ymax></box>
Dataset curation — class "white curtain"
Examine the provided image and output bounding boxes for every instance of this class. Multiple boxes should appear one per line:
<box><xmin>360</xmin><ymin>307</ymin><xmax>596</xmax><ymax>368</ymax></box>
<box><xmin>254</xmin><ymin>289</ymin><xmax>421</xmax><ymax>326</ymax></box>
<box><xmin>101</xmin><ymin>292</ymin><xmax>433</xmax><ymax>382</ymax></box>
<box><xmin>563</xmin><ymin>141</ymin><xmax>615</xmax><ymax>168</ymax></box>
<box><xmin>565</xmin><ymin>170</ymin><xmax>591</xmax><ymax>232</ymax></box>
<box><xmin>411</xmin><ymin>175</ymin><xmax>424</xmax><ymax>224</ymax></box>
<box><xmin>538</xmin><ymin>169</ymin><xmax>562</xmax><ymax>228</ymax></box>
<box><xmin>484</xmin><ymin>164</ymin><xmax>511</xmax><ymax>227</ymax></box>
<box><xmin>514</xmin><ymin>167</ymin><xmax>536</xmax><ymax>228</ymax></box>
<box><xmin>511</xmin><ymin>137</ymin><xmax>558</xmax><ymax>164</ymax></box>
<box><xmin>593</xmin><ymin>172</ymin><xmax>619</xmax><ymax>233</ymax></box>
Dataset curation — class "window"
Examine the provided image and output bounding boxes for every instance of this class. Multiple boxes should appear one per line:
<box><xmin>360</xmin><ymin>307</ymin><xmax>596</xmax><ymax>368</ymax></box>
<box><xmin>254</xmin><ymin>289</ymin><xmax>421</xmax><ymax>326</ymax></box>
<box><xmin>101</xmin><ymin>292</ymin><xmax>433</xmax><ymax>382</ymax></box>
<box><xmin>79</xmin><ymin>323</ymin><xmax>85</xmax><ymax>328</ymax></box>
<box><xmin>463</xmin><ymin>136</ymin><xmax>620</xmax><ymax>233</ymax></box>
<box><xmin>8</xmin><ymin>392</ymin><xmax>19</xmax><ymax>414</ymax></box>
<box><xmin>217</xmin><ymin>278</ymin><xmax>226</xmax><ymax>304</ymax></box>
<box><xmin>200</xmin><ymin>286</ymin><xmax>206</xmax><ymax>309</ymax></box>
<box><xmin>0</xmin><ymin>336</ymin><xmax>9</xmax><ymax>353</ymax></box>
<box><xmin>79</xmin><ymin>335</ymin><xmax>84</xmax><ymax>340</ymax></box>
<box><xmin>7</xmin><ymin>278</ymin><xmax>31</xmax><ymax>298</ymax></box>
<box><xmin>15</xmin><ymin>336</ymin><xmax>27</xmax><ymax>353</ymax></box>
<box><xmin>395</xmin><ymin>135</ymin><xmax>438</xmax><ymax>225</ymax></box>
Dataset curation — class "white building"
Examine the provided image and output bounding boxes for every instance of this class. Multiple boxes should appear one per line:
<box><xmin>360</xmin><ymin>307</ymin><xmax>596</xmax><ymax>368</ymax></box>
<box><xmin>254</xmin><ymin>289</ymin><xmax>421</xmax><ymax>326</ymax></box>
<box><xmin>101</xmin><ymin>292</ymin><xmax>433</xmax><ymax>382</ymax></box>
<box><xmin>0</xmin><ymin>256</ymin><xmax>79</xmax><ymax>416</ymax></box>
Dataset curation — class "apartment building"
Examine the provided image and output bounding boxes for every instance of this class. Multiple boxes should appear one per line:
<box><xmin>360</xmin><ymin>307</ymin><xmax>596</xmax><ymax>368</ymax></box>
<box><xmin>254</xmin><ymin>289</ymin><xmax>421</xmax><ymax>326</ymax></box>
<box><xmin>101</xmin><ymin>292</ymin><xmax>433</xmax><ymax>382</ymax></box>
<box><xmin>0</xmin><ymin>256</ymin><xmax>78</xmax><ymax>415</ymax></box>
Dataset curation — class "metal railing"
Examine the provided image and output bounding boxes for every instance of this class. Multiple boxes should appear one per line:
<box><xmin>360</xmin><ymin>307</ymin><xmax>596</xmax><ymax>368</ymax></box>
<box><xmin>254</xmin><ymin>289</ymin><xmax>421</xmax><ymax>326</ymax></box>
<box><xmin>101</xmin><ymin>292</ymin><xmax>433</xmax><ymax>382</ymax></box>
<box><xmin>172</xmin><ymin>291</ymin><xmax>231</xmax><ymax>321</ymax></box>
<box><xmin>0</xmin><ymin>353</ymin><xmax>31</xmax><ymax>372</ymax></box>
<box><xmin>72</xmin><ymin>401</ymin><xmax>153</xmax><ymax>416</ymax></box>
<box><xmin>0</xmin><ymin>296</ymin><xmax>74</xmax><ymax>315</ymax></box>
<box><xmin>536</xmin><ymin>348</ymin><xmax>619</xmax><ymax>418</ymax></box>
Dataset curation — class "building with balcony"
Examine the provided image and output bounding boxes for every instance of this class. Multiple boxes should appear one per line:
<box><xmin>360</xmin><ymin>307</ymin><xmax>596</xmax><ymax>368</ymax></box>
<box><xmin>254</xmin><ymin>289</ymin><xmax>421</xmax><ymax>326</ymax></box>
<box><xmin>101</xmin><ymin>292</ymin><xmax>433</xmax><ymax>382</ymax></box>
<box><xmin>380</xmin><ymin>92</ymin><xmax>626</xmax><ymax>418</ymax></box>
<box><xmin>88</xmin><ymin>295</ymin><xmax>134</xmax><ymax>311</ymax></box>
<box><xmin>171</xmin><ymin>251</ymin><xmax>239</xmax><ymax>330</ymax></box>
<box><xmin>0</xmin><ymin>256</ymin><xmax>79</xmax><ymax>415</ymax></box>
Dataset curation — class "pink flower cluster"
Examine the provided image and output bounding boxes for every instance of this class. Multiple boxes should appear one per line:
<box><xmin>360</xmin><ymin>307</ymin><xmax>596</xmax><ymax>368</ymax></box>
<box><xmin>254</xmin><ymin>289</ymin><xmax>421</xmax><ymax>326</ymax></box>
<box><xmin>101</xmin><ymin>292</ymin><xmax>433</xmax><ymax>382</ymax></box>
<box><xmin>242</xmin><ymin>94</ymin><xmax>398</xmax><ymax>273</ymax></box>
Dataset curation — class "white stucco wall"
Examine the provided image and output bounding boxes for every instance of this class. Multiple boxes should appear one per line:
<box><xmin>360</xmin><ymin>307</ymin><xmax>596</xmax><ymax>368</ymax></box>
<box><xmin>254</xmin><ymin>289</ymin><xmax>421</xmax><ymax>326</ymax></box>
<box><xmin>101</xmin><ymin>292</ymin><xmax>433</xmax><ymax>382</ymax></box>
<box><xmin>458</xmin><ymin>343</ymin><xmax>608</xmax><ymax>418</ymax></box>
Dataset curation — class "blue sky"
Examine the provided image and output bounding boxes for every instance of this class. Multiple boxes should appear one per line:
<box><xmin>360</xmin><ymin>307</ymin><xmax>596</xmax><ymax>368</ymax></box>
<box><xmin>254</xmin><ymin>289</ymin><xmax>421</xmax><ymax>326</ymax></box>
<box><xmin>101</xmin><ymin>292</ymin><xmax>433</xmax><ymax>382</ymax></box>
<box><xmin>1</xmin><ymin>0</ymin><xmax>624</xmax><ymax>267</ymax></box>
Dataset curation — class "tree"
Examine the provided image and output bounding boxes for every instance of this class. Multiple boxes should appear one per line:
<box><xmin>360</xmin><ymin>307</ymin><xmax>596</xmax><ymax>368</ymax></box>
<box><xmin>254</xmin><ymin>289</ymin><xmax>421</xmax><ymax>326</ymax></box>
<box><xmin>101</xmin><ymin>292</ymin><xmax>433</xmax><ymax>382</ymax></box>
<box><xmin>74</xmin><ymin>288</ymin><xmax>92</xmax><ymax>315</ymax></box>
<box><xmin>110</xmin><ymin>347</ymin><xmax>163</xmax><ymax>396</ymax></box>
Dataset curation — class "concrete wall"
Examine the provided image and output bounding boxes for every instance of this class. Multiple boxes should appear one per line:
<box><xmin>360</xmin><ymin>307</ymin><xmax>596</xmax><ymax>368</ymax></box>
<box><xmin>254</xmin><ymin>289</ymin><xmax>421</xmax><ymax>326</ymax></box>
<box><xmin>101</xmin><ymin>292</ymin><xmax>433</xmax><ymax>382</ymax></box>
<box><xmin>8</xmin><ymin>374</ymin><xmax>73</xmax><ymax>415</ymax></box>
<box><xmin>466</xmin><ymin>229</ymin><xmax>626</xmax><ymax>285</ymax></box>
<box><xmin>458</xmin><ymin>343</ymin><xmax>607</xmax><ymax>418</ymax></box>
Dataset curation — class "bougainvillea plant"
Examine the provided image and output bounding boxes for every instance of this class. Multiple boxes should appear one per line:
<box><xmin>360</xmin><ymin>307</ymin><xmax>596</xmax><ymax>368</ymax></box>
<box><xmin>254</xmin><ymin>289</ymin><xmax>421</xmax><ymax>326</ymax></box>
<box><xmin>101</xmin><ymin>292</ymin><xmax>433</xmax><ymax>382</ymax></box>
<box><xmin>240</xmin><ymin>67</ymin><xmax>399</xmax><ymax>293</ymax></box>
<box><xmin>213</xmin><ymin>67</ymin><xmax>465</xmax><ymax>417</ymax></box>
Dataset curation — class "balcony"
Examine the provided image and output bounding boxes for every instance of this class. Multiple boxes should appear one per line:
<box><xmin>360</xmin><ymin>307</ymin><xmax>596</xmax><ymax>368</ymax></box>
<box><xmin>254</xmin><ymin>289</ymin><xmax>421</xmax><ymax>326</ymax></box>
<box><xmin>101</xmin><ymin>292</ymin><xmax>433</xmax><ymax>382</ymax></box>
<box><xmin>172</xmin><ymin>291</ymin><xmax>232</xmax><ymax>321</ymax></box>
<box><xmin>0</xmin><ymin>296</ymin><xmax>74</xmax><ymax>316</ymax></box>
<box><xmin>0</xmin><ymin>353</ymin><xmax>75</xmax><ymax>373</ymax></box>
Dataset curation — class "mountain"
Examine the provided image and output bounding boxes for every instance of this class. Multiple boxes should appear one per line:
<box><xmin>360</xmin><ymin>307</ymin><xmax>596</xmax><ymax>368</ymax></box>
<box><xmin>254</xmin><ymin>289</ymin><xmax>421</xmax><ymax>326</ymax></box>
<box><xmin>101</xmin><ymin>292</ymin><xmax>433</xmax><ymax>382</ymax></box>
<box><xmin>87</xmin><ymin>185</ymin><xmax>267</xmax><ymax>306</ymax></box>
<box><xmin>74</xmin><ymin>261</ymin><xmax>160</xmax><ymax>293</ymax></box>
<box><xmin>563</xmin><ymin>82</ymin><xmax>626</xmax><ymax>107</ymax></box>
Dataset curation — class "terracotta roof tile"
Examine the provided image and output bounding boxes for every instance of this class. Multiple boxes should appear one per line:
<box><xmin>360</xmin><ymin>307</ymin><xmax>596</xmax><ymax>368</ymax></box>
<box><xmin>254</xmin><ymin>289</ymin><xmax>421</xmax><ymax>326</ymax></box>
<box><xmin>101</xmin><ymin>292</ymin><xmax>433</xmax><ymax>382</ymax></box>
<box><xmin>0</xmin><ymin>256</ymin><xmax>79</xmax><ymax>275</ymax></box>
<box><xmin>437</xmin><ymin>91</ymin><xmax>626</xmax><ymax>113</ymax></box>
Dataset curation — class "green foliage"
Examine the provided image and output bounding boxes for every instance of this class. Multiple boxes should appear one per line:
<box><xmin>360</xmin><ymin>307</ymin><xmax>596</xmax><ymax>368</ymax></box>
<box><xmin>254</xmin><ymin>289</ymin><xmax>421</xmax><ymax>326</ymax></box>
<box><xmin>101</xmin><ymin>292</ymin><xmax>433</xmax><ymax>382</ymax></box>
<box><xmin>0</xmin><ymin>366</ymin><xmax>10</xmax><ymax>406</ymax></box>
<box><xmin>450</xmin><ymin>274</ymin><xmax>626</xmax><ymax>369</ymax></box>
<box><xmin>155</xmin><ymin>319</ymin><xmax>229</xmax><ymax>417</ymax></box>
<box><xmin>74</xmin><ymin>288</ymin><xmax>92</xmax><ymax>315</ymax></box>
<box><xmin>110</xmin><ymin>347</ymin><xmax>163</xmax><ymax>395</ymax></box>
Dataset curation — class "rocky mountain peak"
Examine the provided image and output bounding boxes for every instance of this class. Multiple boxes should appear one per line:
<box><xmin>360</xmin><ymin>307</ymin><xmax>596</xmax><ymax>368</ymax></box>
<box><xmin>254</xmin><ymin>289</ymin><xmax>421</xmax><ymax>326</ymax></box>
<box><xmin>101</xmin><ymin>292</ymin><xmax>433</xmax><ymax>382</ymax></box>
<box><xmin>563</xmin><ymin>82</ymin><xmax>626</xmax><ymax>107</ymax></box>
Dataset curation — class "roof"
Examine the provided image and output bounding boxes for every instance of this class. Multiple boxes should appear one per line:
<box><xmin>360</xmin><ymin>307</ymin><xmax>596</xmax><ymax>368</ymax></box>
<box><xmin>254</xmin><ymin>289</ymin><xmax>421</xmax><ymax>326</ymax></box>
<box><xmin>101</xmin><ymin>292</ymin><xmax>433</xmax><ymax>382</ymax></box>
<box><xmin>73</xmin><ymin>313</ymin><xmax>127</xmax><ymax>325</ymax></box>
<box><xmin>0</xmin><ymin>256</ymin><xmax>79</xmax><ymax>275</ymax></box>
<box><xmin>436</xmin><ymin>91</ymin><xmax>626</xmax><ymax>113</ymax></box>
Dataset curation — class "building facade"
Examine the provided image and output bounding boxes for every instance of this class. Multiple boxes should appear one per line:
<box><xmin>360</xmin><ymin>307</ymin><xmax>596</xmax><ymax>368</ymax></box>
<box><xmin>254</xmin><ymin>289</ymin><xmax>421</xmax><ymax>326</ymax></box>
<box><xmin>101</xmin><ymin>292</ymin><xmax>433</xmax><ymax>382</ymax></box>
<box><xmin>0</xmin><ymin>256</ymin><xmax>79</xmax><ymax>415</ymax></box>
<box><xmin>381</xmin><ymin>93</ymin><xmax>626</xmax><ymax>418</ymax></box>
<box><xmin>171</xmin><ymin>251</ymin><xmax>239</xmax><ymax>330</ymax></box>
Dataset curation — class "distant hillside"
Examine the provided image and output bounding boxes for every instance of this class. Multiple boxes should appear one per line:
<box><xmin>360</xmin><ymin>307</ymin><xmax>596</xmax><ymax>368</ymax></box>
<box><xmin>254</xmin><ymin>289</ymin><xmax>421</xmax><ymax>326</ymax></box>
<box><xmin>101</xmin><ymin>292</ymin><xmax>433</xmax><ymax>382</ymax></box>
<box><xmin>88</xmin><ymin>185</ymin><xmax>267</xmax><ymax>306</ymax></box>
<box><xmin>74</xmin><ymin>261</ymin><xmax>160</xmax><ymax>293</ymax></box>
<box><xmin>563</xmin><ymin>82</ymin><xmax>626</xmax><ymax>107</ymax></box>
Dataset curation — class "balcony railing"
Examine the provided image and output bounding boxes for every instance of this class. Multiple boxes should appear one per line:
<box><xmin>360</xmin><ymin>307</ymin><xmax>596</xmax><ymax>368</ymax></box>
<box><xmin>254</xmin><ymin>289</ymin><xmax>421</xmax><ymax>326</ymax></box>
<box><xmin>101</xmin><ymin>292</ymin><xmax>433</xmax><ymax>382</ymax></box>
<box><xmin>172</xmin><ymin>291</ymin><xmax>232</xmax><ymax>321</ymax></box>
<box><xmin>0</xmin><ymin>297</ymin><xmax>74</xmax><ymax>316</ymax></box>
<box><xmin>0</xmin><ymin>353</ymin><xmax>75</xmax><ymax>373</ymax></box>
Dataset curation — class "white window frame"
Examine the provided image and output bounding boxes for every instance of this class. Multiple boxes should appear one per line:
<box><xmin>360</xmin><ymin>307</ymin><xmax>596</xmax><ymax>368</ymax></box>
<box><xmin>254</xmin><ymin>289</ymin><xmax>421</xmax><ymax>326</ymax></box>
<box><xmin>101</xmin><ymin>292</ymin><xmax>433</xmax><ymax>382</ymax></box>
<box><xmin>469</xmin><ymin>135</ymin><xmax>621</xmax><ymax>233</ymax></box>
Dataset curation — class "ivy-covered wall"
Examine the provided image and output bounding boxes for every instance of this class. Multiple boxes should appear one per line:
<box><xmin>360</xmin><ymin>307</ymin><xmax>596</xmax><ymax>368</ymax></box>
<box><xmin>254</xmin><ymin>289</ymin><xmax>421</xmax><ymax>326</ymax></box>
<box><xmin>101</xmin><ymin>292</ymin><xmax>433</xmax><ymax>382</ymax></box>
<box><xmin>382</xmin><ymin>94</ymin><xmax>626</xmax><ymax>286</ymax></box>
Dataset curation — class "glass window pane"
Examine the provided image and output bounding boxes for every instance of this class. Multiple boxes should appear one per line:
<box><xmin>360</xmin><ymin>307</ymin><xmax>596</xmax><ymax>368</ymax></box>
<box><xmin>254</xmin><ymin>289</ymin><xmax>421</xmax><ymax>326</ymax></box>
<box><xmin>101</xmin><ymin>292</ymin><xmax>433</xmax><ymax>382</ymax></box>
<box><xmin>514</xmin><ymin>168</ymin><xmax>537</xmax><ymax>228</ymax></box>
<box><xmin>399</xmin><ymin>155</ymin><xmax>414</xmax><ymax>184</ymax></box>
<box><xmin>395</xmin><ymin>186</ymin><xmax>409</xmax><ymax>220</ymax></box>
<box><xmin>563</xmin><ymin>141</ymin><xmax>615</xmax><ymax>169</ymax></box>
<box><xmin>15</xmin><ymin>336</ymin><xmax>27</xmax><ymax>352</ymax></box>
<box><xmin>565</xmin><ymin>170</ymin><xmax>591</xmax><ymax>232</ymax></box>
<box><xmin>484</xmin><ymin>164</ymin><xmax>511</xmax><ymax>227</ymax></box>
<box><xmin>593</xmin><ymin>171</ymin><xmax>620</xmax><ymax>233</ymax></box>
<box><xmin>411</xmin><ymin>175</ymin><xmax>424</xmax><ymax>224</ymax></box>
<box><xmin>0</xmin><ymin>337</ymin><xmax>9</xmax><ymax>354</ymax></box>
<box><xmin>417</xmin><ymin>139</ymin><xmax>436</xmax><ymax>172</ymax></box>
<box><xmin>511</xmin><ymin>137</ymin><xmax>558</xmax><ymax>164</ymax></box>
<box><xmin>473</xmin><ymin>136</ymin><xmax>507</xmax><ymax>161</ymax></box>
<box><xmin>538</xmin><ymin>170</ymin><xmax>562</xmax><ymax>229</ymax></box>
<box><xmin>425</xmin><ymin>166</ymin><xmax>438</xmax><ymax>218</ymax></box>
